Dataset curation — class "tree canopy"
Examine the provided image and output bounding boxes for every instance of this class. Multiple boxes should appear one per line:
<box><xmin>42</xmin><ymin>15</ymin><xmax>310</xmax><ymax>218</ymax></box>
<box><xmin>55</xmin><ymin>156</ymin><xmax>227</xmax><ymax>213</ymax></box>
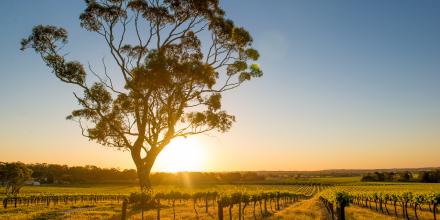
<box><xmin>0</xmin><ymin>162</ymin><xmax>33</xmax><ymax>195</ymax></box>
<box><xmin>21</xmin><ymin>0</ymin><xmax>262</xmax><ymax>190</ymax></box>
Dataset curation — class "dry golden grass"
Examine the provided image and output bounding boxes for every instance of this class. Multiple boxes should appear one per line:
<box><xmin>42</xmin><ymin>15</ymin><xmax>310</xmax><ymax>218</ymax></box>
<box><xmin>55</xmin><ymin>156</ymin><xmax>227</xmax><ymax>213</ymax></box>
<box><xmin>272</xmin><ymin>195</ymin><xmax>329</xmax><ymax>220</ymax></box>
<box><xmin>345</xmin><ymin>203</ymin><xmax>439</xmax><ymax>220</ymax></box>
<box><xmin>2</xmin><ymin>182</ymin><xmax>439</xmax><ymax>219</ymax></box>
<box><xmin>123</xmin><ymin>198</ymin><xmax>299</xmax><ymax>220</ymax></box>
<box><xmin>345</xmin><ymin>206</ymin><xmax>398</xmax><ymax>220</ymax></box>
<box><xmin>0</xmin><ymin>192</ymin><xmax>301</xmax><ymax>219</ymax></box>
<box><xmin>0</xmin><ymin>201</ymin><xmax>121</xmax><ymax>220</ymax></box>
<box><xmin>0</xmin><ymin>184</ymin><xmax>315</xmax><ymax>219</ymax></box>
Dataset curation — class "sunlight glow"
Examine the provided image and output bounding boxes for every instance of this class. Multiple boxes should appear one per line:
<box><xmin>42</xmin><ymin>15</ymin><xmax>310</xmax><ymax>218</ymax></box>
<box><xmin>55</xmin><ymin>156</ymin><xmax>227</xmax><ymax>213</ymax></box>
<box><xmin>153</xmin><ymin>138</ymin><xmax>206</xmax><ymax>172</ymax></box>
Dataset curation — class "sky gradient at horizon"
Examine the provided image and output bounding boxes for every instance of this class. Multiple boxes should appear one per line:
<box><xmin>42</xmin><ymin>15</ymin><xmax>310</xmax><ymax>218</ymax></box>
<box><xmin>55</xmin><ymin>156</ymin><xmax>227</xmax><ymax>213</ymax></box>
<box><xmin>0</xmin><ymin>0</ymin><xmax>439</xmax><ymax>171</ymax></box>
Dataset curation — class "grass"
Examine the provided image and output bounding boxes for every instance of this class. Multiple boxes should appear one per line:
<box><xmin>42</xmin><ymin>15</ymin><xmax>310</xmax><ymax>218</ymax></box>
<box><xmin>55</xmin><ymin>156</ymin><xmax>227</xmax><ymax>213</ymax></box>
<box><xmin>0</xmin><ymin>201</ymin><xmax>121</xmax><ymax>220</ymax></box>
<box><xmin>4</xmin><ymin>184</ymin><xmax>140</xmax><ymax>195</ymax></box>
<box><xmin>2</xmin><ymin>183</ymin><xmax>316</xmax><ymax>195</ymax></box>
<box><xmin>0</xmin><ymin>183</ymin><xmax>317</xmax><ymax>219</ymax></box>
<box><xmin>1</xmin><ymin>178</ymin><xmax>440</xmax><ymax>219</ymax></box>
<box><xmin>273</xmin><ymin>195</ymin><xmax>330</xmax><ymax>220</ymax></box>
<box><xmin>339</xmin><ymin>182</ymin><xmax>440</xmax><ymax>191</ymax></box>
<box><xmin>346</xmin><ymin>199</ymin><xmax>440</xmax><ymax>220</ymax></box>
<box><xmin>345</xmin><ymin>203</ymin><xmax>440</xmax><ymax>220</ymax></box>
<box><xmin>280</xmin><ymin>176</ymin><xmax>362</xmax><ymax>184</ymax></box>
<box><xmin>322</xmin><ymin>182</ymin><xmax>440</xmax><ymax>220</ymax></box>
<box><xmin>345</xmin><ymin>205</ymin><xmax>398</xmax><ymax>220</ymax></box>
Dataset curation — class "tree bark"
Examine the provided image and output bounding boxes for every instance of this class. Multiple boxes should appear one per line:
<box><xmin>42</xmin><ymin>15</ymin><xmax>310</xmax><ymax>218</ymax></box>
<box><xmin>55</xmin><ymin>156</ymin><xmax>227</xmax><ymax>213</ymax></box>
<box><xmin>205</xmin><ymin>196</ymin><xmax>208</xmax><ymax>213</ymax></box>
<box><xmin>242</xmin><ymin>203</ymin><xmax>247</xmax><ymax>220</ymax></box>
<box><xmin>259</xmin><ymin>201</ymin><xmax>263</xmax><ymax>217</ymax></box>
<box><xmin>405</xmin><ymin>202</ymin><xmax>409</xmax><ymax>219</ymax></box>
<box><xmin>337</xmin><ymin>206</ymin><xmax>345</xmax><ymax>220</ymax></box>
<box><xmin>264</xmin><ymin>199</ymin><xmax>267</xmax><ymax>215</ymax></box>
<box><xmin>238</xmin><ymin>202</ymin><xmax>242</xmax><ymax>219</ymax></box>
<box><xmin>414</xmin><ymin>204</ymin><xmax>419</xmax><ymax>220</ymax></box>
<box><xmin>194</xmin><ymin>199</ymin><xmax>199</xmax><ymax>219</ymax></box>
<box><xmin>433</xmin><ymin>203</ymin><xmax>437</xmax><ymax>220</ymax></box>
<box><xmin>156</xmin><ymin>199</ymin><xmax>161</xmax><ymax>220</ymax></box>
<box><xmin>132</xmin><ymin>146</ymin><xmax>160</xmax><ymax>191</ymax></box>
<box><xmin>276</xmin><ymin>195</ymin><xmax>280</xmax><ymax>210</ymax></box>
<box><xmin>229</xmin><ymin>205</ymin><xmax>233</xmax><ymax>220</ymax></box>
<box><xmin>218</xmin><ymin>202</ymin><xmax>223</xmax><ymax>220</ymax></box>
<box><xmin>135</xmin><ymin>164</ymin><xmax>151</xmax><ymax>191</ymax></box>
<box><xmin>384</xmin><ymin>200</ymin><xmax>389</xmax><ymax>215</ymax></box>
<box><xmin>253</xmin><ymin>201</ymin><xmax>256</xmax><ymax>219</ymax></box>
<box><xmin>121</xmin><ymin>198</ymin><xmax>128</xmax><ymax>220</ymax></box>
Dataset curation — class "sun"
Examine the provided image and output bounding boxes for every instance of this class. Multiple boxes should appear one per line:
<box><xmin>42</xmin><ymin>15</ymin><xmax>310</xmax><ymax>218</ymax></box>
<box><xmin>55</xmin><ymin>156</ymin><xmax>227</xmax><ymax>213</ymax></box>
<box><xmin>153</xmin><ymin>137</ymin><xmax>206</xmax><ymax>172</ymax></box>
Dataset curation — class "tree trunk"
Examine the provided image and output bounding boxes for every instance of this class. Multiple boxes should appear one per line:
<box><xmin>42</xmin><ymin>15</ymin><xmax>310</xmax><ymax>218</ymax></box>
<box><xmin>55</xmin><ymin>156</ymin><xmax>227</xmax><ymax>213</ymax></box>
<box><xmin>194</xmin><ymin>199</ymin><xmax>199</xmax><ymax>219</ymax></box>
<box><xmin>379</xmin><ymin>199</ymin><xmax>383</xmax><ymax>213</ymax></box>
<box><xmin>135</xmin><ymin>163</ymin><xmax>152</xmax><ymax>191</ymax></box>
<box><xmin>405</xmin><ymin>202</ymin><xmax>409</xmax><ymax>220</ymax></box>
<box><xmin>384</xmin><ymin>200</ymin><xmax>389</xmax><ymax>215</ymax></box>
<box><xmin>253</xmin><ymin>201</ymin><xmax>256</xmax><ymax>219</ymax></box>
<box><xmin>229</xmin><ymin>205</ymin><xmax>233</xmax><ymax>220</ymax></box>
<box><xmin>156</xmin><ymin>199</ymin><xmax>161</xmax><ymax>220</ymax></box>
<box><xmin>259</xmin><ymin>201</ymin><xmax>263</xmax><ymax>217</ymax></box>
<box><xmin>401</xmin><ymin>202</ymin><xmax>405</xmax><ymax>218</ymax></box>
<box><xmin>433</xmin><ymin>203</ymin><xmax>437</xmax><ymax>220</ymax></box>
<box><xmin>337</xmin><ymin>205</ymin><xmax>345</xmax><ymax>220</ymax></box>
<box><xmin>132</xmin><ymin>144</ymin><xmax>160</xmax><ymax>192</ymax></box>
<box><xmin>276</xmin><ymin>195</ymin><xmax>280</xmax><ymax>210</ymax></box>
<box><xmin>414</xmin><ymin>204</ymin><xmax>419</xmax><ymax>220</ymax></box>
<box><xmin>121</xmin><ymin>198</ymin><xmax>128</xmax><ymax>220</ymax></box>
<box><xmin>242</xmin><ymin>204</ymin><xmax>247</xmax><ymax>220</ymax></box>
<box><xmin>218</xmin><ymin>202</ymin><xmax>223</xmax><ymax>220</ymax></box>
<box><xmin>238</xmin><ymin>202</ymin><xmax>242</xmax><ymax>220</ymax></box>
<box><xmin>264</xmin><ymin>199</ymin><xmax>267</xmax><ymax>215</ymax></box>
<box><xmin>269</xmin><ymin>199</ymin><xmax>273</xmax><ymax>212</ymax></box>
<box><xmin>205</xmin><ymin>196</ymin><xmax>208</xmax><ymax>213</ymax></box>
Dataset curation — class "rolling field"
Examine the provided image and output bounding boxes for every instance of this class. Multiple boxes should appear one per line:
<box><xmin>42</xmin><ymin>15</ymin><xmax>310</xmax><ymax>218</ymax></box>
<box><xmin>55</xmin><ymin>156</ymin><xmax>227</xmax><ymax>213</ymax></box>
<box><xmin>0</xmin><ymin>183</ymin><xmax>321</xmax><ymax>219</ymax></box>
<box><xmin>1</xmin><ymin>178</ymin><xmax>440</xmax><ymax>219</ymax></box>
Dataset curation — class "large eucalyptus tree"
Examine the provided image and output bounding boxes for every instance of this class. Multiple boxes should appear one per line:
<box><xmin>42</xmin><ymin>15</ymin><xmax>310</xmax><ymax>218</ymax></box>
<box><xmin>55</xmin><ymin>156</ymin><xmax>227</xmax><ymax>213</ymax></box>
<box><xmin>21</xmin><ymin>0</ymin><xmax>262</xmax><ymax>191</ymax></box>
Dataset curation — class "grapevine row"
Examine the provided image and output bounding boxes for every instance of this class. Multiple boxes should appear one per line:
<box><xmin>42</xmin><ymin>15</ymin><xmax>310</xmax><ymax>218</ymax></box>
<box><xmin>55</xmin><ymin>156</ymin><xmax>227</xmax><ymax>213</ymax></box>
<box><xmin>2</xmin><ymin>194</ymin><xmax>125</xmax><ymax>209</ymax></box>
<box><xmin>320</xmin><ymin>189</ymin><xmax>440</xmax><ymax>220</ymax></box>
<box><xmin>122</xmin><ymin>190</ymin><xmax>311</xmax><ymax>220</ymax></box>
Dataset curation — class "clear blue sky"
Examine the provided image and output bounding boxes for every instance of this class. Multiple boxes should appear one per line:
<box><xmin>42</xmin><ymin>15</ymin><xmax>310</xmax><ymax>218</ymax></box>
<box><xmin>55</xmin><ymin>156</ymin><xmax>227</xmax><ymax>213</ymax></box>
<box><xmin>0</xmin><ymin>0</ymin><xmax>439</xmax><ymax>171</ymax></box>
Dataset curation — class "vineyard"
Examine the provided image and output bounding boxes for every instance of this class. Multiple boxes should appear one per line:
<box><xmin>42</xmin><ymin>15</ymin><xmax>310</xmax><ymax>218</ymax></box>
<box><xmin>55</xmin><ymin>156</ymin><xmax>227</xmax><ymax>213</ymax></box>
<box><xmin>0</xmin><ymin>183</ymin><xmax>324</xmax><ymax>219</ymax></box>
<box><xmin>320</xmin><ymin>185</ymin><xmax>440</xmax><ymax>220</ymax></box>
<box><xmin>2</xmin><ymin>182</ymin><xmax>440</xmax><ymax>219</ymax></box>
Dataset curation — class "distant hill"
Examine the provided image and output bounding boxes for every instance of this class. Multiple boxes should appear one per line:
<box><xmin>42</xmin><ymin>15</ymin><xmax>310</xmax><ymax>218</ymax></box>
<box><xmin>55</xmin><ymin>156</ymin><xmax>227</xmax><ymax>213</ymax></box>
<box><xmin>255</xmin><ymin>167</ymin><xmax>440</xmax><ymax>177</ymax></box>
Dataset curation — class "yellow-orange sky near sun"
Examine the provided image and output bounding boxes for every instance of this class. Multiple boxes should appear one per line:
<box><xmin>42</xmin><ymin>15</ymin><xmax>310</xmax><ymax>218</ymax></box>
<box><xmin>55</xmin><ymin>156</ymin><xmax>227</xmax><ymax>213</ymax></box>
<box><xmin>1</xmin><ymin>1</ymin><xmax>440</xmax><ymax>171</ymax></box>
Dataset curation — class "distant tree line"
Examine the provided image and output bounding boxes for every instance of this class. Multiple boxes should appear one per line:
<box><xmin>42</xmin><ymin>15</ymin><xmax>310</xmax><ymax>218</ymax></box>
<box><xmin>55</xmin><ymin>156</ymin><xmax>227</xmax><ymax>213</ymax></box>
<box><xmin>27</xmin><ymin>163</ymin><xmax>137</xmax><ymax>184</ymax></box>
<box><xmin>0</xmin><ymin>162</ymin><xmax>33</xmax><ymax>194</ymax></box>
<box><xmin>361</xmin><ymin>170</ymin><xmax>440</xmax><ymax>183</ymax></box>
<box><xmin>151</xmin><ymin>171</ymin><xmax>266</xmax><ymax>185</ymax></box>
<box><xmin>1</xmin><ymin>162</ymin><xmax>265</xmax><ymax>185</ymax></box>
